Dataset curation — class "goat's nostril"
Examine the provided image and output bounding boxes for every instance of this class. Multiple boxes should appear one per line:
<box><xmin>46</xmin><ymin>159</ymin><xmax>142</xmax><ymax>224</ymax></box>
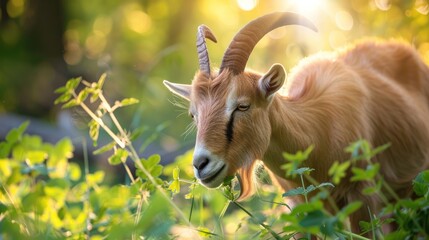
<box><xmin>194</xmin><ymin>157</ymin><xmax>209</xmax><ymax>170</ymax></box>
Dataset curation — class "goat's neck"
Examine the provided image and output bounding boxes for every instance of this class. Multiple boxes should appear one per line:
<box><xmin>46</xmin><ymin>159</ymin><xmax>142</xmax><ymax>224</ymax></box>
<box><xmin>263</xmin><ymin>95</ymin><xmax>329</xmax><ymax>178</ymax></box>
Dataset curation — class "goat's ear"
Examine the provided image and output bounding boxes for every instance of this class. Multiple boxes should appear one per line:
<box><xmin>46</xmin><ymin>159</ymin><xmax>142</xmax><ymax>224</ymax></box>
<box><xmin>258</xmin><ymin>64</ymin><xmax>286</xmax><ymax>99</ymax></box>
<box><xmin>163</xmin><ymin>80</ymin><xmax>192</xmax><ymax>101</ymax></box>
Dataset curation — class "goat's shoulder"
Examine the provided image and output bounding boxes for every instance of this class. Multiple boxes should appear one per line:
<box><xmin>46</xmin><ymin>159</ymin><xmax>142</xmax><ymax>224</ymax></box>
<box><xmin>285</xmin><ymin>52</ymin><xmax>364</xmax><ymax>101</ymax></box>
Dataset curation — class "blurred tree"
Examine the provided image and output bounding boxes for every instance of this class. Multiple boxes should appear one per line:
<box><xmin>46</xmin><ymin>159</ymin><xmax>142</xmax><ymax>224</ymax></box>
<box><xmin>0</xmin><ymin>0</ymin><xmax>67</xmax><ymax>118</ymax></box>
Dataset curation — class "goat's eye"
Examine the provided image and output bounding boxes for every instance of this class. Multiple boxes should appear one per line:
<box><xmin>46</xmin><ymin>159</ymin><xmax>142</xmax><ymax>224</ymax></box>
<box><xmin>189</xmin><ymin>113</ymin><xmax>194</xmax><ymax>119</ymax></box>
<box><xmin>237</xmin><ymin>104</ymin><xmax>250</xmax><ymax>111</ymax></box>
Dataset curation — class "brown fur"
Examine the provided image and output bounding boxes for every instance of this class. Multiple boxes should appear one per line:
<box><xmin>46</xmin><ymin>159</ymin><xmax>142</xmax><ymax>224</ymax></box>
<box><xmin>186</xmin><ymin>40</ymin><xmax>429</xmax><ymax>233</ymax></box>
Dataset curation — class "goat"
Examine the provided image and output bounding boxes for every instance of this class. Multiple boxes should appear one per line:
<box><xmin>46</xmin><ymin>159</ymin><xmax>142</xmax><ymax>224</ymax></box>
<box><xmin>163</xmin><ymin>12</ymin><xmax>429</xmax><ymax>233</ymax></box>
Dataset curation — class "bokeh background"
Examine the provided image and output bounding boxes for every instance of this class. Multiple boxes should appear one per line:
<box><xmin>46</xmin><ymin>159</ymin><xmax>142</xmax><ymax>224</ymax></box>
<box><xmin>1</xmin><ymin>0</ymin><xmax>429</xmax><ymax>166</ymax></box>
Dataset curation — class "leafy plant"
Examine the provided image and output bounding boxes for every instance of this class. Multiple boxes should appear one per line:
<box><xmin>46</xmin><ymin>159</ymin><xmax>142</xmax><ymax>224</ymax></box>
<box><xmin>1</xmin><ymin>75</ymin><xmax>428</xmax><ymax>239</ymax></box>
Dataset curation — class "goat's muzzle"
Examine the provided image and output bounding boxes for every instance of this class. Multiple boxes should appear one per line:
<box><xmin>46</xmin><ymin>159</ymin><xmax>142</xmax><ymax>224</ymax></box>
<box><xmin>193</xmin><ymin>145</ymin><xmax>228</xmax><ymax>188</ymax></box>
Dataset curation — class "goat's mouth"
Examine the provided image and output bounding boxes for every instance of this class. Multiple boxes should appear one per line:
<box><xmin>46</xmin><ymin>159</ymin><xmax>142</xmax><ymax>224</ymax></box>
<box><xmin>198</xmin><ymin>164</ymin><xmax>227</xmax><ymax>188</ymax></box>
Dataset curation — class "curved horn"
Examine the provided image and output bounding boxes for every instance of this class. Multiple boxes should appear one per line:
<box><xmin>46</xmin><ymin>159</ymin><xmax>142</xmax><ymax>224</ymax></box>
<box><xmin>220</xmin><ymin>12</ymin><xmax>317</xmax><ymax>74</ymax></box>
<box><xmin>197</xmin><ymin>25</ymin><xmax>217</xmax><ymax>75</ymax></box>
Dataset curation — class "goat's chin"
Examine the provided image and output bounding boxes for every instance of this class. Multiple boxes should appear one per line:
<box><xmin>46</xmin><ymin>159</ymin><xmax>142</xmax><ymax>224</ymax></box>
<box><xmin>197</xmin><ymin>165</ymin><xmax>228</xmax><ymax>188</ymax></box>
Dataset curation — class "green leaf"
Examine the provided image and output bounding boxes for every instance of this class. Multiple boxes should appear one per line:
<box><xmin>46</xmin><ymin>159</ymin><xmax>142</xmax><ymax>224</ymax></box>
<box><xmin>283</xmin><ymin>187</ymin><xmax>305</xmax><ymax>197</ymax></box>
<box><xmin>281</xmin><ymin>145</ymin><xmax>314</xmax><ymax>177</ymax></box>
<box><xmin>292</xmin><ymin>201</ymin><xmax>324</xmax><ymax>215</ymax></box>
<box><xmin>93</xmin><ymin>141</ymin><xmax>116</xmax><ymax>155</ymax></box>
<box><xmin>108</xmin><ymin>148</ymin><xmax>128</xmax><ymax>165</ymax></box>
<box><xmin>362</xmin><ymin>180</ymin><xmax>382</xmax><ymax>195</ymax></box>
<box><xmin>45</xmin><ymin>178</ymin><xmax>70</xmax><ymax>203</ymax></box>
<box><xmin>6</xmin><ymin>121</ymin><xmax>29</xmax><ymax>144</ymax></box>
<box><xmin>413</xmin><ymin>170</ymin><xmax>429</xmax><ymax>197</ymax></box>
<box><xmin>0</xmin><ymin>159</ymin><xmax>12</xmax><ymax>180</ymax></box>
<box><xmin>88</xmin><ymin>119</ymin><xmax>100</xmax><ymax>145</ymax></box>
<box><xmin>56</xmin><ymin>138</ymin><xmax>74</xmax><ymax>159</ymax></box>
<box><xmin>87</xmin><ymin>171</ymin><xmax>105</xmax><ymax>186</ymax></box>
<box><xmin>146</xmin><ymin>154</ymin><xmax>161</xmax><ymax>168</ymax></box>
<box><xmin>291</xmin><ymin>167</ymin><xmax>314</xmax><ymax>175</ymax></box>
<box><xmin>119</xmin><ymin>98</ymin><xmax>139</xmax><ymax>107</ymax></box>
<box><xmin>68</xmin><ymin>182</ymin><xmax>88</xmax><ymax>202</ymax></box>
<box><xmin>68</xmin><ymin>162</ymin><xmax>82</xmax><ymax>181</ymax></box>
<box><xmin>97</xmin><ymin>73</ymin><xmax>107</xmax><ymax>89</ymax></box>
<box><xmin>62</xmin><ymin>99</ymin><xmax>79</xmax><ymax>109</ymax></box>
<box><xmin>359</xmin><ymin>220</ymin><xmax>377</xmax><ymax>234</ymax></box>
<box><xmin>338</xmin><ymin>201</ymin><xmax>362</xmax><ymax>221</ymax></box>
<box><xmin>26</xmin><ymin>150</ymin><xmax>47</xmax><ymax>164</ymax></box>
<box><xmin>345</xmin><ymin>140</ymin><xmax>369</xmax><ymax>160</ymax></box>
<box><xmin>371</xmin><ymin>143</ymin><xmax>391</xmax><ymax>157</ymax></box>
<box><xmin>351</xmin><ymin>163</ymin><xmax>380</xmax><ymax>181</ymax></box>
<box><xmin>76</xmin><ymin>89</ymin><xmax>89</xmax><ymax>103</ymax></box>
<box><xmin>328</xmin><ymin>161</ymin><xmax>351</xmax><ymax>185</ymax></box>
<box><xmin>12</xmin><ymin>145</ymin><xmax>25</xmax><ymax>162</ymax></box>
<box><xmin>54</xmin><ymin>92</ymin><xmax>72</xmax><ymax>104</ymax></box>
<box><xmin>168</xmin><ymin>180</ymin><xmax>180</xmax><ymax>194</ymax></box>
<box><xmin>0</xmin><ymin>142</ymin><xmax>12</xmax><ymax>158</ymax></box>
<box><xmin>196</xmin><ymin>227</ymin><xmax>216</xmax><ymax>238</ymax></box>
<box><xmin>299</xmin><ymin>210</ymin><xmax>327</xmax><ymax>228</ymax></box>
<box><xmin>172</xmin><ymin>166</ymin><xmax>180</xmax><ymax>180</ymax></box>
<box><xmin>65</xmin><ymin>77</ymin><xmax>82</xmax><ymax>90</ymax></box>
<box><xmin>90</xmin><ymin>90</ymin><xmax>100</xmax><ymax>103</ymax></box>
<box><xmin>150</xmin><ymin>165</ymin><xmax>163</xmax><ymax>178</ymax></box>
<box><xmin>0</xmin><ymin>203</ymin><xmax>7</xmax><ymax>214</ymax></box>
<box><xmin>305</xmin><ymin>185</ymin><xmax>316</xmax><ymax>194</ymax></box>
<box><xmin>317</xmin><ymin>182</ymin><xmax>335</xmax><ymax>189</ymax></box>
<box><xmin>137</xmin><ymin>154</ymin><xmax>163</xmax><ymax>179</ymax></box>
<box><xmin>54</xmin><ymin>86</ymin><xmax>67</xmax><ymax>94</ymax></box>
<box><xmin>222</xmin><ymin>175</ymin><xmax>235</xmax><ymax>186</ymax></box>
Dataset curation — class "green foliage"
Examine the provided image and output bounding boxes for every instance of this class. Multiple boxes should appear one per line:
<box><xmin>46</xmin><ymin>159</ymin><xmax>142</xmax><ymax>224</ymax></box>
<box><xmin>0</xmin><ymin>122</ymin><xmax>168</xmax><ymax>239</ymax></box>
<box><xmin>0</xmin><ymin>76</ymin><xmax>175</xmax><ymax>239</ymax></box>
<box><xmin>2</xmin><ymin>76</ymin><xmax>429</xmax><ymax>239</ymax></box>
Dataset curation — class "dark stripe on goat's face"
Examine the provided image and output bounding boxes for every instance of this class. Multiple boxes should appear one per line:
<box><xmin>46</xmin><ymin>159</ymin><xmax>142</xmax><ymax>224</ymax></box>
<box><xmin>226</xmin><ymin>111</ymin><xmax>235</xmax><ymax>143</ymax></box>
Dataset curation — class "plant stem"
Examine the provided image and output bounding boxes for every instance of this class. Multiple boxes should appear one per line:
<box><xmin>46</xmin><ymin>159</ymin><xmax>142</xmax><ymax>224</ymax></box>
<box><xmin>77</xmin><ymin>98</ymin><xmax>125</xmax><ymax>148</ymax></box>
<box><xmin>132</xmin><ymin>192</ymin><xmax>144</xmax><ymax>240</ymax></box>
<box><xmin>231</xmin><ymin>200</ymin><xmax>282</xmax><ymax>240</ymax></box>
<box><xmin>121</xmin><ymin>161</ymin><xmax>136</xmax><ymax>183</ymax></box>
<box><xmin>82</xmin><ymin>138</ymin><xmax>91</xmax><ymax>240</ymax></box>
<box><xmin>73</xmin><ymin>90</ymin><xmax>198</xmax><ymax>236</ymax></box>
<box><xmin>338</xmin><ymin>230</ymin><xmax>371</xmax><ymax>240</ymax></box>
<box><xmin>304</xmin><ymin>174</ymin><xmax>340</xmax><ymax>213</ymax></box>
<box><xmin>299</xmin><ymin>174</ymin><xmax>308</xmax><ymax>203</ymax></box>
<box><xmin>125</xmin><ymin>126</ymin><xmax>196</xmax><ymax>232</ymax></box>
<box><xmin>299</xmin><ymin>174</ymin><xmax>311</xmax><ymax>240</ymax></box>
<box><xmin>99</xmin><ymin>93</ymin><xmax>129</xmax><ymax>140</ymax></box>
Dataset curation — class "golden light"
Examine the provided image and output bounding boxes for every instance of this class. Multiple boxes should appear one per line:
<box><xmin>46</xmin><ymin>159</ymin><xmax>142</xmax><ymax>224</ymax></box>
<box><xmin>122</xmin><ymin>3</ymin><xmax>152</xmax><ymax>34</ymax></box>
<box><xmin>93</xmin><ymin>17</ymin><xmax>112</xmax><ymax>37</ymax></box>
<box><xmin>126</xmin><ymin>10</ymin><xmax>152</xmax><ymax>34</ymax></box>
<box><xmin>288</xmin><ymin>0</ymin><xmax>326</xmax><ymax>15</ymax></box>
<box><xmin>329</xmin><ymin>30</ymin><xmax>347</xmax><ymax>49</ymax></box>
<box><xmin>335</xmin><ymin>10</ymin><xmax>354</xmax><ymax>31</ymax></box>
<box><xmin>237</xmin><ymin>0</ymin><xmax>258</xmax><ymax>11</ymax></box>
<box><xmin>416</xmin><ymin>0</ymin><xmax>429</xmax><ymax>15</ymax></box>
<box><xmin>419</xmin><ymin>42</ymin><xmax>429</xmax><ymax>64</ymax></box>
<box><xmin>85</xmin><ymin>32</ymin><xmax>106</xmax><ymax>58</ymax></box>
<box><xmin>374</xmin><ymin>0</ymin><xmax>391</xmax><ymax>11</ymax></box>
<box><xmin>6</xmin><ymin>0</ymin><xmax>25</xmax><ymax>18</ymax></box>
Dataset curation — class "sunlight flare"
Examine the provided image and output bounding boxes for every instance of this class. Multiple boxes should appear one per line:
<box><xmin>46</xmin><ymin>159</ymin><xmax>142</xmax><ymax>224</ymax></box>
<box><xmin>236</xmin><ymin>0</ymin><xmax>258</xmax><ymax>11</ymax></box>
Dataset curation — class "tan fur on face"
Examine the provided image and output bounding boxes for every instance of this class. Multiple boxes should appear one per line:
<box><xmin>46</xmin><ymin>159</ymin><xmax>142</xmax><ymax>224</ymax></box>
<box><xmin>186</xmin><ymin>40</ymin><xmax>429</xmax><ymax>233</ymax></box>
<box><xmin>190</xmin><ymin>70</ymin><xmax>272</xmax><ymax>178</ymax></box>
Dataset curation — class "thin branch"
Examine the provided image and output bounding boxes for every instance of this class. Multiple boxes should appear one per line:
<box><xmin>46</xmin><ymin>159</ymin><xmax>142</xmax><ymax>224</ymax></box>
<box><xmin>82</xmin><ymin>138</ymin><xmax>91</xmax><ymax>240</ymax></box>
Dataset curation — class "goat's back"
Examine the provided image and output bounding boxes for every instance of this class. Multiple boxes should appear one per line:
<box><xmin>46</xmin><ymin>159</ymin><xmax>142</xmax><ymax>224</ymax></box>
<box><xmin>286</xmin><ymin>40</ymin><xmax>429</xmax><ymax>194</ymax></box>
<box><xmin>339</xmin><ymin>40</ymin><xmax>429</xmax><ymax>102</ymax></box>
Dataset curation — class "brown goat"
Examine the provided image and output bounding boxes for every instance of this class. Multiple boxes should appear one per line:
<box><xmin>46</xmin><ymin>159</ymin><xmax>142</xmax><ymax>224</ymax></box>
<box><xmin>163</xmin><ymin>12</ymin><xmax>429</xmax><ymax>233</ymax></box>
